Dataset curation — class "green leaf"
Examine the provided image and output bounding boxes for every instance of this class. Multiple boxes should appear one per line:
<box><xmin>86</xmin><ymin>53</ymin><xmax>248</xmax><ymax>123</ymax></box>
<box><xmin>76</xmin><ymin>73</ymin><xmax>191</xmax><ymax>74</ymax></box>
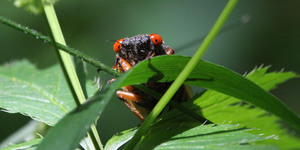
<box><xmin>187</xmin><ymin>66</ymin><xmax>300</xmax><ymax>149</ymax></box>
<box><xmin>106</xmin><ymin>122</ymin><xmax>277</xmax><ymax>150</ymax></box>
<box><xmin>106</xmin><ymin>61</ymin><xmax>298</xmax><ymax>149</ymax></box>
<box><xmin>37</xmin><ymin>72</ymin><xmax>127</xmax><ymax>150</ymax></box>
<box><xmin>120</xmin><ymin>55</ymin><xmax>300</xmax><ymax>130</ymax></box>
<box><xmin>2</xmin><ymin>138</ymin><xmax>41</xmax><ymax>150</ymax></box>
<box><xmin>0</xmin><ymin>60</ymin><xmax>97</xmax><ymax>126</ymax></box>
<box><xmin>140</xmin><ymin>124</ymin><xmax>276</xmax><ymax>150</ymax></box>
<box><xmin>104</xmin><ymin>128</ymin><xmax>137</xmax><ymax>150</ymax></box>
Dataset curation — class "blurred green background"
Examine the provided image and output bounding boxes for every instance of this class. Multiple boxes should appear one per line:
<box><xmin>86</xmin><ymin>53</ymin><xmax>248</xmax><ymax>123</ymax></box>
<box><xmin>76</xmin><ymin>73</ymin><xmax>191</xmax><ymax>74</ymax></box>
<box><xmin>0</xmin><ymin>0</ymin><xmax>299</xmax><ymax>145</ymax></box>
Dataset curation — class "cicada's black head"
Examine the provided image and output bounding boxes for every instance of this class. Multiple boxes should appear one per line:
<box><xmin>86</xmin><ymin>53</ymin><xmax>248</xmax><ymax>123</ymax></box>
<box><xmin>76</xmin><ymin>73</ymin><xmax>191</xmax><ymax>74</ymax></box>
<box><xmin>113</xmin><ymin>34</ymin><xmax>172</xmax><ymax>66</ymax></box>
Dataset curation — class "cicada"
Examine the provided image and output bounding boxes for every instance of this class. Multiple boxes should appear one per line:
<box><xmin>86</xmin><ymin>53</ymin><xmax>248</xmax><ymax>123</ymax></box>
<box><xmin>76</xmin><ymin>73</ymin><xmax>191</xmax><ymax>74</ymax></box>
<box><xmin>110</xmin><ymin>34</ymin><xmax>191</xmax><ymax>122</ymax></box>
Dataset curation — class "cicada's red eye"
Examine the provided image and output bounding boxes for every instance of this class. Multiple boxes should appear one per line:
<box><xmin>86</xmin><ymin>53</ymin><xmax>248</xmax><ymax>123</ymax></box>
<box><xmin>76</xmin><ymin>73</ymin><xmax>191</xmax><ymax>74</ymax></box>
<box><xmin>113</xmin><ymin>39</ymin><xmax>124</xmax><ymax>53</ymax></box>
<box><xmin>149</xmin><ymin>33</ymin><xmax>163</xmax><ymax>46</ymax></box>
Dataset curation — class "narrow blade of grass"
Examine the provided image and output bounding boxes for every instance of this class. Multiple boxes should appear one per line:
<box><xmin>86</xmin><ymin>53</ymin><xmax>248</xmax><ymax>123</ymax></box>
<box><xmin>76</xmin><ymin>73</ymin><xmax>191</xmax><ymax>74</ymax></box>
<box><xmin>40</xmin><ymin>0</ymin><xmax>102</xmax><ymax>149</ymax></box>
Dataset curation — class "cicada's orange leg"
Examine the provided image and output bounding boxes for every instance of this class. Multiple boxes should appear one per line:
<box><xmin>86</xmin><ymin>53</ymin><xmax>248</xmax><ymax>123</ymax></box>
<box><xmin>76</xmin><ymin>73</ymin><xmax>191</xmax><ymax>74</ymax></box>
<box><xmin>106</xmin><ymin>56</ymin><xmax>120</xmax><ymax>84</ymax></box>
<box><xmin>145</xmin><ymin>46</ymin><xmax>174</xmax><ymax>60</ymax></box>
<box><xmin>118</xmin><ymin>95</ymin><xmax>145</xmax><ymax>122</ymax></box>
<box><xmin>116</xmin><ymin>91</ymin><xmax>142</xmax><ymax>103</ymax></box>
<box><xmin>112</xmin><ymin>57</ymin><xmax>119</xmax><ymax>70</ymax></box>
<box><xmin>165</xmin><ymin>47</ymin><xmax>174</xmax><ymax>55</ymax></box>
<box><xmin>107</xmin><ymin>56</ymin><xmax>133</xmax><ymax>84</ymax></box>
<box><xmin>145</xmin><ymin>51</ymin><xmax>156</xmax><ymax>59</ymax></box>
<box><xmin>116</xmin><ymin>90</ymin><xmax>145</xmax><ymax>121</ymax></box>
<box><xmin>118</xmin><ymin>57</ymin><xmax>132</xmax><ymax>72</ymax></box>
<box><xmin>110</xmin><ymin>56</ymin><xmax>146</xmax><ymax>121</ymax></box>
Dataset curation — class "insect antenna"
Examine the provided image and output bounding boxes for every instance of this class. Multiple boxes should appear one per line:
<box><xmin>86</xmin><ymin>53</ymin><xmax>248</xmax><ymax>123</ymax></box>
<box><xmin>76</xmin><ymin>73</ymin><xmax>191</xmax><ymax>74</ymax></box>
<box><xmin>105</xmin><ymin>39</ymin><xmax>117</xmax><ymax>43</ymax></box>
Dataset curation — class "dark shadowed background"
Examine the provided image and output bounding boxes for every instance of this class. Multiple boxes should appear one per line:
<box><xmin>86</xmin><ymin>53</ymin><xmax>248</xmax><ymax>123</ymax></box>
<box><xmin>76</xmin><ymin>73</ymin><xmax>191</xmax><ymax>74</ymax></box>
<box><xmin>0</xmin><ymin>0</ymin><xmax>299</xmax><ymax>144</ymax></box>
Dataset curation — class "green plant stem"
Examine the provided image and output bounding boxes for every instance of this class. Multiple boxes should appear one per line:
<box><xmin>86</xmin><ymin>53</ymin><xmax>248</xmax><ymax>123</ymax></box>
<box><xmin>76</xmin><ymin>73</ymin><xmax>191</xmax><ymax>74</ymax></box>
<box><xmin>40</xmin><ymin>0</ymin><xmax>102</xmax><ymax>149</ymax></box>
<box><xmin>41</xmin><ymin>0</ymin><xmax>85</xmax><ymax>105</ymax></box>
<box><xmin>0</xmin><ymin>16</ymin><xmax>118</xmax><ymax>77</ymax></box>
<box><xmin>123</xmin><ymin>0</ymin><xmax>239</xmax><ymax>149</ymax></box>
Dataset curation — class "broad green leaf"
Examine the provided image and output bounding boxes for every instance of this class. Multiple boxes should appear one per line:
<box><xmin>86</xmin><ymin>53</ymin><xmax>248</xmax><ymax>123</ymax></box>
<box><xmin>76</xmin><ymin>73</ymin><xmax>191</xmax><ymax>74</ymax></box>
<box><xmin>105</xmin><ymin>122</ymin><xmax>276</xmax><ymax>150</ymax></box>
<box><xmin>2</xmin><ymin>138</ymin><xmax>41</xmax><ymax>150</ymax></box>
<box><xmin>106</xmin><ymin>63</ymin><xmax>298</xmax><ymax>149</ymax></box>
<box><xmin>186</xmin><ymin>66</ymin><xmax>300</xmax><ymax>149</ymax></box>
<box><xmin>104</xmin><ymin>128</ymin><xmax>137</xmax><ymax>150</ymax></box>
<box><xmin>0</xmin><ymin>60</ymin><xmax>97</xmax><ymax>125</ymax></box>
<box><xmin>139</xmin><ymin>123</ymin><xmax>276</xmax><ymax>150</ymax></box>
<box><xmin>37</xmin><ymin>72</ymin><xmax>127</xmax><ymax>150</ymax></box>
<box><xmin>120</xmin><ymin>55</ymin><xmax>300</xmax><ymax>130</ymax></box>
